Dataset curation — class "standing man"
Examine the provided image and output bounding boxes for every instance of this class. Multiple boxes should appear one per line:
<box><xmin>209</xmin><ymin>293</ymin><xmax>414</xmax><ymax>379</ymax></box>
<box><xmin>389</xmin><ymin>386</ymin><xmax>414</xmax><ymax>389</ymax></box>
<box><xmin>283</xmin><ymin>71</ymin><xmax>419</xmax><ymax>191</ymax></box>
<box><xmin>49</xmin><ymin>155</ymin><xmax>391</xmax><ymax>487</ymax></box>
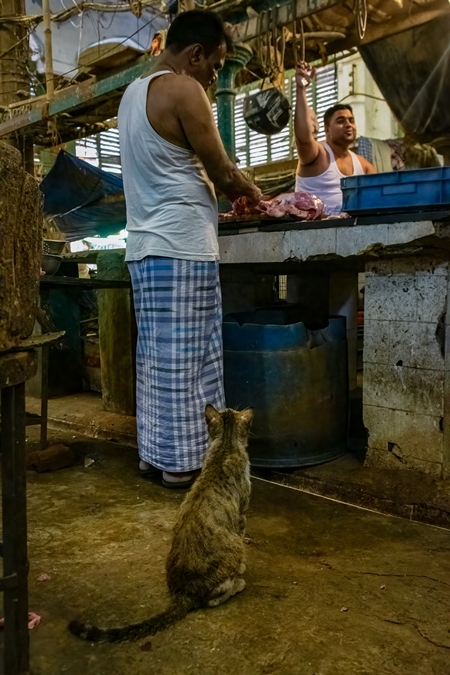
<box><xmin>294</xmin><ymin>62</ymin><xmax>376</xmax><ymax>215</ymax></box>
<box><xmin>118</xmin><ymin>10</ymin><xmax>262</xmax><ymax>488</ymax></box>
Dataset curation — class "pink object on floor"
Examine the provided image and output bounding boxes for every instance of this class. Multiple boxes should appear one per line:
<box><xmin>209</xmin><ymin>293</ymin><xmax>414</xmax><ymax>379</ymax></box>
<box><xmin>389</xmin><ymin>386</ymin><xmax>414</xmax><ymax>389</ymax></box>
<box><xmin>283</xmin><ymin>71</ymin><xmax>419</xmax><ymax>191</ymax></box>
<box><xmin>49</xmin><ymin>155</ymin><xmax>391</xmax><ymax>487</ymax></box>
<box><xmin>27</xmin><ymin>612</ymin><xmax>41</xmax><ymax>629</ymax></box>
<box><xmin>0</xmin><ymin>612</ymin><xmax>42</xmax><ymax>630</ymax></box>
<box><xmin>36</xmin><ymin>573</ymin><xmax>51</xmax><ymax>582</ymax></box>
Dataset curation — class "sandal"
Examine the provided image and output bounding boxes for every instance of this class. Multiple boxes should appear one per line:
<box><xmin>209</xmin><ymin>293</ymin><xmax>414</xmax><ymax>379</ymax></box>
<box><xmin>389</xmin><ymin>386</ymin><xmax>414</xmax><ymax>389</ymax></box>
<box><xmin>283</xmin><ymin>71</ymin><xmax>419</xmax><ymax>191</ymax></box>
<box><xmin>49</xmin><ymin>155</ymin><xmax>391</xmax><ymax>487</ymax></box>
<box><xmin>161</xmin><ymin>471</ymin><xmax>199</xmax><ymax>489</ymax></box>
<box><xmin>138</xmin><ymin>461</ymin><xmax>160</xmax><ymax>478</ymax></box>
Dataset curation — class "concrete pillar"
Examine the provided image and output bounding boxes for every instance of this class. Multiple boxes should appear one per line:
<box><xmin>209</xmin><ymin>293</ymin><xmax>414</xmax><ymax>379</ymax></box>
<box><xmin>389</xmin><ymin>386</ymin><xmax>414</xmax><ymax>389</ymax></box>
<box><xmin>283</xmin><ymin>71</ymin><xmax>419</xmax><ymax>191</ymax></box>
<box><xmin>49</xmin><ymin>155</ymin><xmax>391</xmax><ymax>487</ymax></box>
<box><xmin>363</xmin><ymin>256</ymin><xmax>449</xmax><ymax>478</ymax></box>
<box><xmin>329</xmin><ymin>271</ymin><xmax>358</xmax><ymax>391</ymax></box>
<box><xmin>97</xmin><ymin>250</ymin><xmax>136</xmax><ymax>415</ymax></box>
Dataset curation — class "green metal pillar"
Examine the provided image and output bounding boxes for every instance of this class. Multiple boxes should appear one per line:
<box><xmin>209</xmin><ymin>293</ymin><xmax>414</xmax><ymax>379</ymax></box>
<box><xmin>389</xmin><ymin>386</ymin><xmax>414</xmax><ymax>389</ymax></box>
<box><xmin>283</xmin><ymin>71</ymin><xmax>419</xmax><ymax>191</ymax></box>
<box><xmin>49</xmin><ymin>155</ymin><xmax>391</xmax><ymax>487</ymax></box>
<box><xmin>216</xmin><ymin>44</ymin><xmax>253</xmax><ymax>160</ymax></box>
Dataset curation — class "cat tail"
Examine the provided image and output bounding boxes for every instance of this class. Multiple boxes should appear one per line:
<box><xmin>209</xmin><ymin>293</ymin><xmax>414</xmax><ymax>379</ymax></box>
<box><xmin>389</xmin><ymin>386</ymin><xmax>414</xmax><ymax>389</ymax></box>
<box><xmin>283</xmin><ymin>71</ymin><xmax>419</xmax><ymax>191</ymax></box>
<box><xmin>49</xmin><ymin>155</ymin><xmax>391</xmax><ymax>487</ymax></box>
<box><xmin>68</xmin><ymin>594</ymin><xmax>194</xmax><ymax>644</ymax></box>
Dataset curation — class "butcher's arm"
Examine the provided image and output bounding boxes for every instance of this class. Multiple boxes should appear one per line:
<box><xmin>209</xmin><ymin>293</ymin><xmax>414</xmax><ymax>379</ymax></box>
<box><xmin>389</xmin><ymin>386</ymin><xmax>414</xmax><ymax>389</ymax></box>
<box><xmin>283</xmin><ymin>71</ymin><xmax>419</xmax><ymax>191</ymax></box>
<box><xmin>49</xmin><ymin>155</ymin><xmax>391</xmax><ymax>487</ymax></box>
<box><xmin>177</xmin><ymin>78</ymin><xmax>262</xmax><ymax>203</ymax></box>
<box><xmin>360</xmin><ymin>156</ymin><xmax>377</xmax><ymax>174</ymax></box>
<box><xmin>294</xmin><ymin>64</ymin><xmax>322</xmax><ymax>166</ymax></box>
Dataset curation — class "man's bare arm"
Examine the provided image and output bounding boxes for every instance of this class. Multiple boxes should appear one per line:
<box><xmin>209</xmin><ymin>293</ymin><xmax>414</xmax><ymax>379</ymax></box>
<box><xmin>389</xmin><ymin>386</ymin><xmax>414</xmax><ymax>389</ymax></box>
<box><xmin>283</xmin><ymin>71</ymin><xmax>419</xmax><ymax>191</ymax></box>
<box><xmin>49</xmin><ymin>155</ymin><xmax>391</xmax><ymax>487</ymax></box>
<box><xmin>176</xmin><ymin>77</ymin><xmax>262</xmax><ymax>203</ymax></box>
<box><xmin>359</xmin><ymin>156</ymin><xmax>377</xmax><ymax>174</ymax></box>
<box><xmin>294</xmin><ymin>63</ymin><xmax>322</xmax><ymax>166</ymax></box>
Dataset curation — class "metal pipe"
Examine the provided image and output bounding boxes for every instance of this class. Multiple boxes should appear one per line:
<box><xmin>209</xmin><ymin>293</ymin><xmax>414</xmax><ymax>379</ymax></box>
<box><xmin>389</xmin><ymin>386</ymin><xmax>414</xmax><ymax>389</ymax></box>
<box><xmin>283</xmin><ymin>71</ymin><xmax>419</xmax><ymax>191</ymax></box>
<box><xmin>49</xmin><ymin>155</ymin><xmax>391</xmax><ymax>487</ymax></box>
<box><xmin>216</xmin><ymin>44</ymin><xmax>252</xmax><ymax>159</ymax></box>
<box><xmin>42</xmin><ymin>0</ymin><xmax>54</xmax><ymax>99</ymax></box>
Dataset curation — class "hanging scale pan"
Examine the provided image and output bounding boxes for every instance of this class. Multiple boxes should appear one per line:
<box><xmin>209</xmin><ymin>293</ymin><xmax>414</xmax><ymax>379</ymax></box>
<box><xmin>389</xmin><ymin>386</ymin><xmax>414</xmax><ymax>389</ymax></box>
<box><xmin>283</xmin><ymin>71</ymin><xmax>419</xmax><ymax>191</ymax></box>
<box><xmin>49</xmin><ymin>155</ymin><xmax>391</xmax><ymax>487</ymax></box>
<box><xmin>243</xmin><ymin>87</ymin><xmax>291</xmax><ymax>136</ymax></box>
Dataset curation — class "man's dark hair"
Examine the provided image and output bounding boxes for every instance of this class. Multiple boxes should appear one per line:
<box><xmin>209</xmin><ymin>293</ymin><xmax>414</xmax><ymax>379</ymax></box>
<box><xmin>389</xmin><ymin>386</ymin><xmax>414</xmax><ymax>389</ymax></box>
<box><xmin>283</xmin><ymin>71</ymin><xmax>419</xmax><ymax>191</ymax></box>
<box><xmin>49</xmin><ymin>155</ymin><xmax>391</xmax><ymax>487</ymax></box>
<box><xmin>166</xmin><ymin>10</ymin><xmax>233</xmax><ymax>56</ymax></box>
<box><xmin>324</xmin><ymin>103</ymin><xmax>353</xmax><ymax>127</ymax></box>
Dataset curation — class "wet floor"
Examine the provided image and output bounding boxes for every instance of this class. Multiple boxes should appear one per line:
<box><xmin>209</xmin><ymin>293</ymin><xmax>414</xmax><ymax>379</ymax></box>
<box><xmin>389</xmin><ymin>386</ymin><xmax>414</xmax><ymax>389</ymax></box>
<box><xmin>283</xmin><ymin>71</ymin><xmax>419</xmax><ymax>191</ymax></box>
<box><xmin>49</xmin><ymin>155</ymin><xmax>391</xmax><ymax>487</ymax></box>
<box><xmin>4</xmin><ymin>431</ymin><xmax>450</xmax><ymax>674</ymax></box>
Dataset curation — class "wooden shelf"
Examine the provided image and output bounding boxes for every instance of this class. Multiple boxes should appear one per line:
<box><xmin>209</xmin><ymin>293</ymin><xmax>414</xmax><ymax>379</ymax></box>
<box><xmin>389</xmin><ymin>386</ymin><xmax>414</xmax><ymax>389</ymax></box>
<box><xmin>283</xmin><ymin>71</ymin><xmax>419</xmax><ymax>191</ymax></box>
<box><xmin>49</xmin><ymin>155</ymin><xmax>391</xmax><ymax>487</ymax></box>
<box><xmin>40</xmin><ymin>276</ymin><xmax>130</xmax><ymax>289</ymax></box>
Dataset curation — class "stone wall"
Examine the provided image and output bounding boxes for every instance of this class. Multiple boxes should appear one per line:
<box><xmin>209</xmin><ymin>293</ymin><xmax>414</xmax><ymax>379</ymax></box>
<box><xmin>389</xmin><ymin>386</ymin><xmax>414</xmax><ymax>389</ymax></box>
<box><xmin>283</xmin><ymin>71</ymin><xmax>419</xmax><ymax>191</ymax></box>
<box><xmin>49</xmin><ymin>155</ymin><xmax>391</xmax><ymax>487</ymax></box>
<box><xmin>363</xmin><ymin>256</ymin><xmax>449</xmax><ymax>478</ymax></box>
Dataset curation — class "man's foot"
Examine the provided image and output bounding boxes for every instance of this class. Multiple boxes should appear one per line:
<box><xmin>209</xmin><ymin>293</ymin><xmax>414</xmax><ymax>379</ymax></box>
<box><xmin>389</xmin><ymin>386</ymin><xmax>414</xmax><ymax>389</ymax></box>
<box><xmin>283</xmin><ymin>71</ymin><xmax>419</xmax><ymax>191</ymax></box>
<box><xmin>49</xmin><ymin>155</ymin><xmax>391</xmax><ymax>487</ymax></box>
<box><xmin>161</xmin><ymin>470</ymin><xmax>199</xmax><ymax>489</ymax></box>
<box><xmin>139</xmin><ymin>460</ymin><xmax>160</xmax><ymax>477</ymax></box>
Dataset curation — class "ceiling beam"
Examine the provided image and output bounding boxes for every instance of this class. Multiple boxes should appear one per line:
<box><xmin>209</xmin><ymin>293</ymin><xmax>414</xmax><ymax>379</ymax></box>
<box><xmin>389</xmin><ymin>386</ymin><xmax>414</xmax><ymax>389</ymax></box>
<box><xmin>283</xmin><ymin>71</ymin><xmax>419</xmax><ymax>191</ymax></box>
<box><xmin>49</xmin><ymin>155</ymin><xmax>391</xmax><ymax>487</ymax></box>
<box><xmin>0</xmin><ymin>55</ymin><xmax>155</xmax><ymax>138</ymax></box>
<box><xmin>229</xmin><ymin>0</ymin><xmax>344</xmax><ymax>42</ymax></box>
<box><xmin>330</xmin><ymin>0</ymin><xmax>450</xmax><ymax>53</ymax></box>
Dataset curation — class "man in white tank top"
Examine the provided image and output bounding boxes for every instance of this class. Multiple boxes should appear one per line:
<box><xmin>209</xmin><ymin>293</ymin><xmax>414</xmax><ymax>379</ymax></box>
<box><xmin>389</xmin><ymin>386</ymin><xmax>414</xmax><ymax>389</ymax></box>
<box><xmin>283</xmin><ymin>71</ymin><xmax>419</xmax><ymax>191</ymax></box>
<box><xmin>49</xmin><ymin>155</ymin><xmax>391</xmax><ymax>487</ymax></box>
<box><xmin>294</xmin><ymin>61</ymin><xmax>376</xmax><ymax>215</ymax></box>
<box><xmin>119</xmin><ymin>11</ymin><xmax>262</xmax><ymax>488</ymax></box>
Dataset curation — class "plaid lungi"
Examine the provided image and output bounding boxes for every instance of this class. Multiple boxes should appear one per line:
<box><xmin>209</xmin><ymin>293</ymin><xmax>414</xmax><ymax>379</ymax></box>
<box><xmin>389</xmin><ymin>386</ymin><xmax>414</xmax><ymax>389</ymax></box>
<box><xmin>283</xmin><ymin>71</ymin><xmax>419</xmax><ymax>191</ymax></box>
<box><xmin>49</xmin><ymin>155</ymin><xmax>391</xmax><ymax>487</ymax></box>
<box><xmin>128</xmin><ymin>257</ymin><xmax>225</xmax><ymax>472</ymax></box>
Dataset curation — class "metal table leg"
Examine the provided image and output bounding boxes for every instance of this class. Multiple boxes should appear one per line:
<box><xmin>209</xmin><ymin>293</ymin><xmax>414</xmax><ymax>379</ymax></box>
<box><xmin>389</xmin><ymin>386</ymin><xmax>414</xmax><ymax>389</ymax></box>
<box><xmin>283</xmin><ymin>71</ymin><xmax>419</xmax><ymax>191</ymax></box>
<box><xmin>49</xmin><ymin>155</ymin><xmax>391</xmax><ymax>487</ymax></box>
<box><xmin>40</xmin><ymin>344</ymin><xmax>49</xmax><ymax>450</ymax></box>
<box><xmin>1</xmin><ymin>383</ymin><xmax>30</xmax><ymax>674</ymax></box>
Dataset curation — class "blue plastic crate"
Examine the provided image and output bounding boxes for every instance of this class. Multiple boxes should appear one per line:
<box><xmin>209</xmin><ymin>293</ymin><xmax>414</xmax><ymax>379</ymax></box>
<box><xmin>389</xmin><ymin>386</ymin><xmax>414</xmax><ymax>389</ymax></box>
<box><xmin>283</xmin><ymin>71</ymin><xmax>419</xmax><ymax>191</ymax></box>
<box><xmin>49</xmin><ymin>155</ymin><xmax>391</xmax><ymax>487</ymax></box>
<box><xmin>341</xmin><ymin>167</ymin><xmax>450</xmax><ymax>215</ymax></box>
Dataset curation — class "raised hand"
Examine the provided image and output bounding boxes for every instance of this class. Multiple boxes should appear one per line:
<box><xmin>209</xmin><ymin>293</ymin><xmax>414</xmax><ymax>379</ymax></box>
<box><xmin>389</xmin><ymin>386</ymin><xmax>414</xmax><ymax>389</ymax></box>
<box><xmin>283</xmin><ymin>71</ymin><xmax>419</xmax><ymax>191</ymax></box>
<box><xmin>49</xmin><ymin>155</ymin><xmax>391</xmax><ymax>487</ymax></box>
<box><xmin>295</xmin><ymin>61</ymin><xmax>316</xmax><ymax>89</ymax></box>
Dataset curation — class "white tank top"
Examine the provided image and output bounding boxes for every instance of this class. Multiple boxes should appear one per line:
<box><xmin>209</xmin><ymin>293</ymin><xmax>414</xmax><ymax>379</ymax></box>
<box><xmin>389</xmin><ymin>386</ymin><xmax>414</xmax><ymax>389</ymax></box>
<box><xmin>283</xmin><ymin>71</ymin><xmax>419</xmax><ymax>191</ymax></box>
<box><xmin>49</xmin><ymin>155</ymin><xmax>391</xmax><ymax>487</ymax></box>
<box><xmin>295</xmin><ymin>142</ymin><xmax>364</xmax><ymax>215</ymax></box>
<box><xmin>118</xmin><ymin>70</ymin><xmax>219</xmax><ymax>262</ymax></box>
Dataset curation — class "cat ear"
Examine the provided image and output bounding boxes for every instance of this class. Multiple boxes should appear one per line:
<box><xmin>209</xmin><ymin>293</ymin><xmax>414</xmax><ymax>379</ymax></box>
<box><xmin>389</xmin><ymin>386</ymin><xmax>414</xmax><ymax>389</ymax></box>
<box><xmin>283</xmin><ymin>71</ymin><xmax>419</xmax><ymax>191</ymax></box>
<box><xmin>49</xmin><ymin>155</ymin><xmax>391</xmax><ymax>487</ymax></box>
<box><xmin>205</xmin><ymin>404</ymin><xmax>221</xmax><ymax>425</ymax></box>
<box><xmin>239</xmin><ymin>408</ymin><xmax>254</xmax><ymax>426</ymax></box>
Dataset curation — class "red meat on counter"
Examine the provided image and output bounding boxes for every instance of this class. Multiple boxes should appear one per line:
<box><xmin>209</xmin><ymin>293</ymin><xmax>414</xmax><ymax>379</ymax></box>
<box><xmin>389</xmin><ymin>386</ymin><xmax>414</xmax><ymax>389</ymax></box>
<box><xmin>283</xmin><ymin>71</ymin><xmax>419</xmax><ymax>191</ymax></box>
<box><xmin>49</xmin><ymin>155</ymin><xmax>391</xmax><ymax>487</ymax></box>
<box><xmin>230</xmin><ymin>192</ymin><xmax>324</xmax><ymax>221</ymax></box>
<box><xmin>257</xmin><ymin>192</ymin><xmax>324</xmax><ymax>220</ymax></box>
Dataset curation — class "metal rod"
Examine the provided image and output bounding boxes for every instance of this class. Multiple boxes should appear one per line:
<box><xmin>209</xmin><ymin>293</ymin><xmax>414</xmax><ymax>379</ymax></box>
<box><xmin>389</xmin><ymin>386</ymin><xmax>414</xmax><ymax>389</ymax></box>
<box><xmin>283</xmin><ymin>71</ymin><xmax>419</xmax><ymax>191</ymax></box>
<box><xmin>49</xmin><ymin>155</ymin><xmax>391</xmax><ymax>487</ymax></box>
<box><xmin>42</xmin><ymin>0</ymin><xmax>54</xmax><ymax>99</ymax></box>
<box><xmin>40</xmin><ymin>344</ymin><xmax>49</xmax><ymax>450</ymax></box>
<box><xmin>1</xmin><ymin>383</ymin><xmax>30</xmax><ymax>673</ymax></box>
<box><xmin>300</xmin><ymin>20</ymin><xmax>305</xmax><ymax>61</ymax></box>
<box><xmin>292</xmin><ymin>19</ymin><xmax>297</xmax><ymax>66</ymax></box>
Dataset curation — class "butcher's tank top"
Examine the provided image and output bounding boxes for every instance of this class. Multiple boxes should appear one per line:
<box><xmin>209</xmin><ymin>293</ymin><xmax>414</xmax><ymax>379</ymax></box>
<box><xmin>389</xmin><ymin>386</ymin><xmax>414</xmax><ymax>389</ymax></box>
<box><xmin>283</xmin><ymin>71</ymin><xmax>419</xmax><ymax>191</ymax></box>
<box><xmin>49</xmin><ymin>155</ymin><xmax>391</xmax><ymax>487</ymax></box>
<box><xmin>295</xmin><ymin>142</ymin><xmax>364</xmax><ymax>215</ymax></box>
<box><xmin>118</xmin><ymin>70</ymin><xmax>219</xmax><ymax>262</ymax></box>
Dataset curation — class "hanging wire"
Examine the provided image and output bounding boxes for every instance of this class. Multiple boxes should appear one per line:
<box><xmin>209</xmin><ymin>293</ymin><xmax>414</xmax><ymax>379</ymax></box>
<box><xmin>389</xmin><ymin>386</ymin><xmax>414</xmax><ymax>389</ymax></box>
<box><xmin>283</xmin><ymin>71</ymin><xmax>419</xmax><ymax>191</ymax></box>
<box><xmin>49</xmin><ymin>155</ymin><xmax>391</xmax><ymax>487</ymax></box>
<box><xmin>59</xmin><ymin>0</ymin><xmax>83</xmax><ymax>29</ymax></box>
<box><xmin>271</xmin><ymin>8</ymin><xmax>278</xmax><ymax>72</ymax></box>
<box><xmin>54</xmin><ymin>14</ymin><xmax>160</xmax><ymax>89</ymax></box>
<box><xmin>279</xmin><ymin>24</ymin><xmax>286</xmax><ymax>76</ymax></box>
<box><xmin>291</xmin><ymin>18</ymin><xmax>297</xmax><ymax>67</ymax></box>
<box><xmin>2</xmin><ymin>13</ymin><xmax>161</xmax><ymax>100</ymax></box>
<box><xmin>354</xmin><ymin>0</ymin><xmax>368</xmax><ymax>40</ymax></box>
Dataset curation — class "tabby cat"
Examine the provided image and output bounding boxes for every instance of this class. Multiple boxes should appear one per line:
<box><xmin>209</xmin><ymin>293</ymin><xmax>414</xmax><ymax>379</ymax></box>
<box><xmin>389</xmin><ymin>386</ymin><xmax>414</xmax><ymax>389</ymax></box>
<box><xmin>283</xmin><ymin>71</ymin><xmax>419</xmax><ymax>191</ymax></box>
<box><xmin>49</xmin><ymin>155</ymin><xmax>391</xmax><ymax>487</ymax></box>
<box><xmin>69</xmin><ymin>404</ymin><xmax>253</xmax><ymax>643</ymax></box>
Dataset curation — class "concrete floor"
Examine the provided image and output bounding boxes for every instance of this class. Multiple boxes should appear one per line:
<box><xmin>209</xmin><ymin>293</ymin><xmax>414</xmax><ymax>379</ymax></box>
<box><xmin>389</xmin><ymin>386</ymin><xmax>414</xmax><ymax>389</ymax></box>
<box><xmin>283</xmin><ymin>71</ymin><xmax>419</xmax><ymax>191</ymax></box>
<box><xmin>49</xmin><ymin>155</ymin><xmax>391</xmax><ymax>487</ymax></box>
<box><xmin>26</xmin><ymin>393</ymin><xmax>450</xmax><ymax>528</ymax></box>
<box><xmin>4</xmin><ymin>428</ymin><xmax>450</xmax><ymax>675</ymax></box>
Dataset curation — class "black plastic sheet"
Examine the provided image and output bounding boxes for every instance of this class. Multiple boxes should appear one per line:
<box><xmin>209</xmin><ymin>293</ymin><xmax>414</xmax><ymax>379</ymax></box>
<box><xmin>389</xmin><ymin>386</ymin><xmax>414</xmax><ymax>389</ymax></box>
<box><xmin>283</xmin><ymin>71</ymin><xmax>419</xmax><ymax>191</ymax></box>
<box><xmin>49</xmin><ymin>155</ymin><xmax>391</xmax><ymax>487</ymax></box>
<box><xmin>359</xmin><ymin>15</ymin><xmax>450</xmax><ymax>145</ymax></box>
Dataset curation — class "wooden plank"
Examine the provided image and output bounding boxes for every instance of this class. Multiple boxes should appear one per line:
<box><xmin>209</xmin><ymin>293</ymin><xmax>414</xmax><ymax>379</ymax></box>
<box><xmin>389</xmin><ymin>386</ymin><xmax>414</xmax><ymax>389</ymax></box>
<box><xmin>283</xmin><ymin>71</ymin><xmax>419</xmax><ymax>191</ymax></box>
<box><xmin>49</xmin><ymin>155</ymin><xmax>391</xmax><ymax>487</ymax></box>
<box><xmin>6</xmin><ymin>331</ymin><xmax>66</xmax><ymax>352</ymax></box>
<box><xmin>0</xmin><ymin>351</ymin><xmax>37</xmax><ymax>388</ymax></box>
<box><xmin>97</xmin><ymin>250</ymin><xmax>136</xmax><ymax>416</ymax></box>
<box><xmin>0</xmin><ymin>56</ymin><xmax>155</xmax><ymax>138</ymax></box>
<box><xmin>40</xmin><ymin>276</ymin><xmax>131</xmax><ymax>289</ymax></box>
<box><xmin>61</xmin><ymin>250</ymin><xmax>101</xmax><ymax>264</ymax></box>
<box><xmin>230</xmin><ymin>0</ymin><xmax>344</xmax><ymax>42</ymax></box>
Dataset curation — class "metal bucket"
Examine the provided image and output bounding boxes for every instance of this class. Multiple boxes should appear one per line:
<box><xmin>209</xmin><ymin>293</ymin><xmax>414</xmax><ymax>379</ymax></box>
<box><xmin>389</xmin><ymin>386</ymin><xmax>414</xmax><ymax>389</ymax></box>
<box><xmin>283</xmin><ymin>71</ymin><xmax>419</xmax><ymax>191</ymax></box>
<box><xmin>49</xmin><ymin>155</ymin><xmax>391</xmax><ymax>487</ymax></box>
<box><xmin>223</xmin><ymin>309</ymin><xmax>348</xmax><ymax>468</ymax></box>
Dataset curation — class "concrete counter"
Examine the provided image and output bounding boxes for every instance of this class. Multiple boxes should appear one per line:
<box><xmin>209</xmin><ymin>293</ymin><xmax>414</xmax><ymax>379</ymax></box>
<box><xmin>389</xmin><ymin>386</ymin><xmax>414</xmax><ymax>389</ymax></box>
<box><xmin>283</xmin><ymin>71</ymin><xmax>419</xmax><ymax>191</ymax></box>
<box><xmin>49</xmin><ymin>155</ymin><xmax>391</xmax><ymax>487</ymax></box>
<box><xmin>70</xmin><ymin>214</ymin><xmax>450</xmax><ymax>481</ymax></box>
<box><xmin>219</xmin><ymin>218</ymin><xmax>450</xmax><ymax>265</ymax></box>
<box><xmin>218</xmin><ymin>215</ymin><xmax>450</xmax><ymax>481</ymax></box>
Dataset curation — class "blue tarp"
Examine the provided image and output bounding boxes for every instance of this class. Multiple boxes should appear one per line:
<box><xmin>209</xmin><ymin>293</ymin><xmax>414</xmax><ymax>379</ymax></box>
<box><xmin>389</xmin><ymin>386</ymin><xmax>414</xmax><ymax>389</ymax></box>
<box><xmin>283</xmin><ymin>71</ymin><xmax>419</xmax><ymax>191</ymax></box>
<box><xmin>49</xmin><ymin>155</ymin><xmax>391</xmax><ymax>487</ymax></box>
<box><xmin>40</xmin><ymin>150</ymin><xmax>126</xmax><ymax>242</ymax></box>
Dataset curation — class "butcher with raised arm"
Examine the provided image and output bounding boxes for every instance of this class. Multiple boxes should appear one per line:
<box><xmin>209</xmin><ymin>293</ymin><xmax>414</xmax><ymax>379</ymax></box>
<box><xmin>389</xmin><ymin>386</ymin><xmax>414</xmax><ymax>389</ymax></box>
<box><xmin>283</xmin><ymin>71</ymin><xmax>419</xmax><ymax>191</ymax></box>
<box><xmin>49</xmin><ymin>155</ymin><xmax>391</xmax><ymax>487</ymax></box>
<box><xmin>294</xmin><ymin>61</ymin><xmax>376</xmax><ymax>215</ymax></box>
<box><xmin>118</xmin><ymin>10</ymin><xmax>262</xmax><ymax>489</ymax></box>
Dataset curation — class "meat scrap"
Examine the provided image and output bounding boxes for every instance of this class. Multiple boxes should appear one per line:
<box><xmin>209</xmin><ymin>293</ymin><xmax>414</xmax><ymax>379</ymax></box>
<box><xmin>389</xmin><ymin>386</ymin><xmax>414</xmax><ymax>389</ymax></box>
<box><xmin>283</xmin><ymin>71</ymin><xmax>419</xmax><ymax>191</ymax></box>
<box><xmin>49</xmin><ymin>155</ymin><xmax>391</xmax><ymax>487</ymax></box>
<box><xmin>231</xmin><ymin>196</ymin><xmax>261</xmax><ymax>216</ymax></box>
<box><xmin>257</xmin><ymin>192</ymin><xmax>324</xmax><ymax>221</ymax></box>
<box><xmin>0</xmin><ymin>612</ymin><xmax>42</xmax><ymax>630</ymax></box>
<box><xmin>229</xmin><ymin>192</ymin><xmax>324</xmax><ymax>221</ymax></box>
